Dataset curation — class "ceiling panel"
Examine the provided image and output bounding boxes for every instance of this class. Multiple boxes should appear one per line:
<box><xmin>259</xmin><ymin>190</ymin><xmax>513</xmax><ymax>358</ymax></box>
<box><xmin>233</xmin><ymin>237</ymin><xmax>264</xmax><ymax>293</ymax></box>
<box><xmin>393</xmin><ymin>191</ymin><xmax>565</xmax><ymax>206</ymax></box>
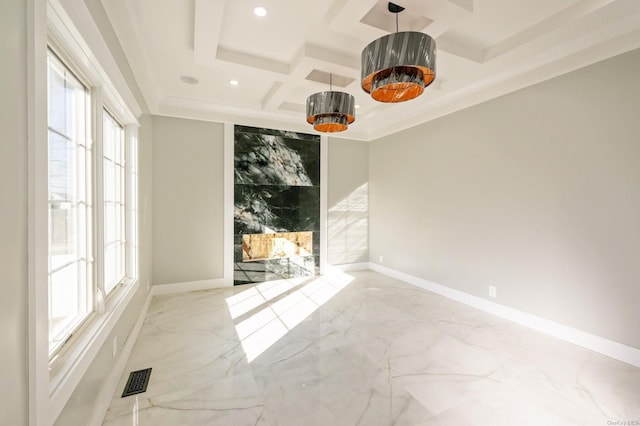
<box><xmin>443</xmin><ymin>0</ymin><xmax>580</xmax><ymax>50</ymax></box>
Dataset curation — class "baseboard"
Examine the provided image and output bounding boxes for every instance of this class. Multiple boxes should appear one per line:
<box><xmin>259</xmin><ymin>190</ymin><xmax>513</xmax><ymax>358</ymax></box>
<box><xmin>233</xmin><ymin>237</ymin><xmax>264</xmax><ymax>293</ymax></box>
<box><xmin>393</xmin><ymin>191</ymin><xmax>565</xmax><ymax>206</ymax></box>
<box><xmin>151</xmin><ymin>278</ymin><xmax>231</xmax><ymax>295</ymax></box>
<box><xmin>327</xmin><ymin>262</ymin><xmax>371</xmax><ymax>273</ymax></box>
<box><xmin>368</xmin><ymin>262</ymin><xmax>640</xmax><ymax>368</ymax></box>
<box><xmin>88</xmin><ymin>289</ymin><xmax>154</xmax><ymax>426</ymax></box>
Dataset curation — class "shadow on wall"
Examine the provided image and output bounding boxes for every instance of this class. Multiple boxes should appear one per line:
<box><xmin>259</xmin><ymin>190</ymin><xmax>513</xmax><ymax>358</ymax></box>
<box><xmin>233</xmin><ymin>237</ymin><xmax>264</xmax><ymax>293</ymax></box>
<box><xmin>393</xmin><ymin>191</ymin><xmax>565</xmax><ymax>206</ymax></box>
<box><xmin>328</xmin><ymin>183</ymin><xmax>369</xmax><ymax>264</ymax></box>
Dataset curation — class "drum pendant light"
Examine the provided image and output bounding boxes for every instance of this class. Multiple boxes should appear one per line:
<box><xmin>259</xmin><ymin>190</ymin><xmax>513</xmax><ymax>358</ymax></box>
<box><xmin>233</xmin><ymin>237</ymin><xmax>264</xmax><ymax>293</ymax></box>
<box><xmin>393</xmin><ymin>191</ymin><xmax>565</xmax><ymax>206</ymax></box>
<box><xmin>361</xmin><ymin>2</ymin><xmax>436</xmax><ymax>103</ymax></box>
<box><xmin>306</xmin><ymin>74</ymin><xmax>355</xmax><ymax>133</ymax></box>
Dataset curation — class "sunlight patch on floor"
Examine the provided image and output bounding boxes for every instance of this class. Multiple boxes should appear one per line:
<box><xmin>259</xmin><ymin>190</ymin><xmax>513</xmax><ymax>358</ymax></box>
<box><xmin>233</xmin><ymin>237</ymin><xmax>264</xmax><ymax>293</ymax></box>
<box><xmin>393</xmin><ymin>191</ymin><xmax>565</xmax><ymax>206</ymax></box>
<box><xmin>228</xmin><ymin>272</ymin><xmax>354</xmax><ymax>362</ymax></box>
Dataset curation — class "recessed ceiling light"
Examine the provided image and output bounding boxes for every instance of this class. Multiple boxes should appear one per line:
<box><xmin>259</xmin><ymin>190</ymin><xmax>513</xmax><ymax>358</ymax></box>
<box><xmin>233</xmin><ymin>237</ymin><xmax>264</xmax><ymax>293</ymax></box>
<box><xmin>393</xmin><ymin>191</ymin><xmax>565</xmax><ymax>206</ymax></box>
<box><xmin>180</xmin><ymin>75</ymin><xmax>199</xmax><ymax>85</ymax></box>
<box><xmin>229</xmin><ymin>80</ymin><xmax>239</xmax><ymax>86</ymax></box>
<box><xmin>253</xmin><ymin>6</ymin><xmax>268</xmax><ymax>17</ymax></box>
<box><xmin>355</xmin><ymin>104</ymin><xmax>361</xmax><ymax>109</ymax></box>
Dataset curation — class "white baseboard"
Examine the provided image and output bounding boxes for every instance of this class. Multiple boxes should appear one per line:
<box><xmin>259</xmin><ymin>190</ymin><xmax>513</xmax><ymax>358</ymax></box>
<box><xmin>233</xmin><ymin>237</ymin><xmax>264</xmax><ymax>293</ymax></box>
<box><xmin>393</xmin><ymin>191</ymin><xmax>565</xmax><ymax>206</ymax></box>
<box><xmin>368</xmin><ymin>262</ymin><xmax>640</xmax><ymax>368</ymax></box>
<box><xmin>88</xmin><ymin>289</ymin><xmax>154</xmax><ymax>426</ymax></box>
<box><xmin>327</xmin><ymin>262</ymin><xmax>371</xmax><ymax>273</ymax></box>
<box><xmin>152</xmin><ymin>278</ymin><xmax>232</xmax><ymax>295</ymax></box>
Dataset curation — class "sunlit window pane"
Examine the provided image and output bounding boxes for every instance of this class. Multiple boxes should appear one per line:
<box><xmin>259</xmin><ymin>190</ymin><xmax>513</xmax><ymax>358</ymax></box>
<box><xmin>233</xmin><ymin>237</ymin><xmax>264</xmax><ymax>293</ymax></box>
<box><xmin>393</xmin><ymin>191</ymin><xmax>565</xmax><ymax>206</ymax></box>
<box><xmin>49</xmin><ymin>261</ymin><xmax>89</xmax><ymax>350</ymax></box>
<box><xmin>47</xmin><ymin>51</ymin><xmax>92</xmax><ymax>356</ymax></box>
<box><xmin>103</xmin><ymin>110</ymin><xmax>126</xmax><ymax>294</ymax></box>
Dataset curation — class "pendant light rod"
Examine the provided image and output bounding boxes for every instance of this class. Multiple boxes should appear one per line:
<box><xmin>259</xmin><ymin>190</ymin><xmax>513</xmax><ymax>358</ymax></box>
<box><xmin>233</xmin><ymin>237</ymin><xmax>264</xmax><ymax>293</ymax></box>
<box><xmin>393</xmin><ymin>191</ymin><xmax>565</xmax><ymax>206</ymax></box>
<box><xmin>388</xmin><ymin>2</ymin><xmax>405</xmax><ymax>32</ymax></box>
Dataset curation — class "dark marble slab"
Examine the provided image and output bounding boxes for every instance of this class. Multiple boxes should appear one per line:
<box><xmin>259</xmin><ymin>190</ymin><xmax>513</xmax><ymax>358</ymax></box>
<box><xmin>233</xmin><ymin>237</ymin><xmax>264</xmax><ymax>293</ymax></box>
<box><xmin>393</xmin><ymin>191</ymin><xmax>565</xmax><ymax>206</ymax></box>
<box><xmin>233</xmin><ymin>125</ymin><xmax>321</xmax><ymax>285</ymax></box>
<box><xmin>234</xmin><ymin>125</ymin><xmax>320</xmax><ymax>186</ymax></box>
<box><xmin>234</xmin><ymin>185</ymin><xmax>320</xmax><ymax>234</ymax></box>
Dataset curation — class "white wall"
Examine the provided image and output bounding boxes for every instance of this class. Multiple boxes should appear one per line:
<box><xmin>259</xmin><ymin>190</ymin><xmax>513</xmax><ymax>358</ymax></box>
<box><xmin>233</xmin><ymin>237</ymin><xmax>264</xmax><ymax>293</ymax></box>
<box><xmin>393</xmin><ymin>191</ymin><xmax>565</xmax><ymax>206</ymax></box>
<box><xmin>152</xmin><ymin>116</ymin><xmax>225</xmax><ymax>285</ymax></box>
<box><xmin>369</xmin><ymin>48</ymin><xmax>640</xmax><ymax>349</ymax></box>
<box><xmin>0</xmin><ymin>0</ymin><xmax>29</xmax><ymax>424</ymax></box>
<box><xmin>327</xmin><ymin>137</ymin><xmax>369</xmax><ymax>265</ymax></box>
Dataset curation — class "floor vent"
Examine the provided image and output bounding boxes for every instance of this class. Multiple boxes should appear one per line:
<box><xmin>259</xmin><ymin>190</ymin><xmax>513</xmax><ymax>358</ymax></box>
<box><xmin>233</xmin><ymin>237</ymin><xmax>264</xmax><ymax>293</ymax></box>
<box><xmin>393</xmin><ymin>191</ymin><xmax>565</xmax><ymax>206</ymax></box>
<box><xmin>121</xmin><ymin>368</ymin><xmax>152</xmax><ymax>398</ymax></box>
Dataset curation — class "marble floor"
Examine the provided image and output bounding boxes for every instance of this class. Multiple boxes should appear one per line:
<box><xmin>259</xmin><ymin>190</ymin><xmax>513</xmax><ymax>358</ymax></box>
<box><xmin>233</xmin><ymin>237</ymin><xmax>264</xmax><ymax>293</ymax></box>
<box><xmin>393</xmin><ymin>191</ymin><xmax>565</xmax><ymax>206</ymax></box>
<box><xmin>103</xmin><ymin>270</ymin><xmax>640</xmax><ymax>425</ymax></box>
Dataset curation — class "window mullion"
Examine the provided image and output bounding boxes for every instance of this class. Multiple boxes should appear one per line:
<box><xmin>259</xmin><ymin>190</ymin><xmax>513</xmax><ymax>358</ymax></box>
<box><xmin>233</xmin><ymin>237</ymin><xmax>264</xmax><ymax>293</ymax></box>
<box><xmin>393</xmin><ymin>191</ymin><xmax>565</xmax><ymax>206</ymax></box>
<box><xmin>82</xmin><ymin>87</ymin><xmax>93</xmax><ymax>325</ymax></box>
<box><xmin>93</xmin><ymin>86</ymin><xmax>106</xmax><ymax>313</ymax></box>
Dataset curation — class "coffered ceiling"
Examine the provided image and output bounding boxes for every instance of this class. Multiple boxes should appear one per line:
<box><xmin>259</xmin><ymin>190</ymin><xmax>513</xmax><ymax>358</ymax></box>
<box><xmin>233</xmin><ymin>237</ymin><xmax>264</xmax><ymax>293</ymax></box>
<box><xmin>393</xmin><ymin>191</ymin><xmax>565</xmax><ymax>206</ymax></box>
<box><xmin>102</xmin><ymin>0</ymin><xmax>640</xmax><ymax>140</ymax></box>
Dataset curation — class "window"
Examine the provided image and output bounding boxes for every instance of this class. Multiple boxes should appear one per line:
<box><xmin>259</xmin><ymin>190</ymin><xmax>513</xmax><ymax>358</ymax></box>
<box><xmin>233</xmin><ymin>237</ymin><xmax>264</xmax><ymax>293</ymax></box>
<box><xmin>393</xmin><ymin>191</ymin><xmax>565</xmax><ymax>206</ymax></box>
<box><xmin>103</xmin><ymin>110</ymin><xmax>126</xmax><ymax>295</ymax></box>
<box><xmin>46</xmin><ymin>48</ymin><xmax>138</xmax><ymax>358</ymax></box>
<box><xmin>47</xmin><ymin>51</ymin><xmax>93</xmax><ymax>356</ymax></box>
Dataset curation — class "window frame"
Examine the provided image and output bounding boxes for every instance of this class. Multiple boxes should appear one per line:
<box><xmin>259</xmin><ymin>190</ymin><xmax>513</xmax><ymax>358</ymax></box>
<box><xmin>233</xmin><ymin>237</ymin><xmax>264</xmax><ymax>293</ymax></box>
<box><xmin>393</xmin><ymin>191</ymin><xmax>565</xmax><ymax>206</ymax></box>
<box><xmin>45</xmin><ymin>37</ymin><xmax>139</xmax><ymax>369</ymax></box>
<box><xmin>45</xmin><ymin>48</ymin><xmax>139</xmax><ymax>363</ymax></box>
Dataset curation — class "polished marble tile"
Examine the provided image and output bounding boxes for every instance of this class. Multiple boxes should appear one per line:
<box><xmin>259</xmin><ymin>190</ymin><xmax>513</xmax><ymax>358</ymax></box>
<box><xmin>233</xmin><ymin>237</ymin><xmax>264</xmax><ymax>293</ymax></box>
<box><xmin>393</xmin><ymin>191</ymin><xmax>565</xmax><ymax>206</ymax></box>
<box><xmin>103</xmin><ymin>270</ymin><xmax>640</xmax><ymax>425</ymax></box>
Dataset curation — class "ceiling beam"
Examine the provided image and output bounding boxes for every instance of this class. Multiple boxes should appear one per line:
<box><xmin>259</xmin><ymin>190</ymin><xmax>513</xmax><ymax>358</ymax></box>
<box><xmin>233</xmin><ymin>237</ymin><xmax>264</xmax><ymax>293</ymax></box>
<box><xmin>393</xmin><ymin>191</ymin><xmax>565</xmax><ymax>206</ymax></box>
<box><xmin>194</xmin><ymin>0</ymin><xmax>226</xmax><ymax>66</ymax></box>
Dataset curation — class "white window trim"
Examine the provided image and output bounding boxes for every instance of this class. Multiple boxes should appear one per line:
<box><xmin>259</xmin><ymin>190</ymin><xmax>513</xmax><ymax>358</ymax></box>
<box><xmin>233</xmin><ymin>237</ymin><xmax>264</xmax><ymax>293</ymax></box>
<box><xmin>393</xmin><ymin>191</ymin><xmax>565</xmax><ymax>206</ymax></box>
<box><xmin>28</xmin><ymin>0</ymin><xmax>142</xmax><ymax>424</ymax></box>
<box><xmin>125</xmin><ymin>122</ymin><xmax>139</xmax><ymax>283</ymax></box>
<box><xmin>94</xmin><ymin>86</ymin><xmax>106</xmax><ymax>312</ymax></box>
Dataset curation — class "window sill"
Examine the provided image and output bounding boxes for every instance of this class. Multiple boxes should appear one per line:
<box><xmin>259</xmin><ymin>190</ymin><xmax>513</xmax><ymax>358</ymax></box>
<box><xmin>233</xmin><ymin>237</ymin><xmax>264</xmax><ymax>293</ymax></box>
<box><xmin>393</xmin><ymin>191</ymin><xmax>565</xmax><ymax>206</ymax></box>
<box><xmin>48</xmin><ymin>278</ymin><xmax>140</xmax><ymax>421</ymax></box>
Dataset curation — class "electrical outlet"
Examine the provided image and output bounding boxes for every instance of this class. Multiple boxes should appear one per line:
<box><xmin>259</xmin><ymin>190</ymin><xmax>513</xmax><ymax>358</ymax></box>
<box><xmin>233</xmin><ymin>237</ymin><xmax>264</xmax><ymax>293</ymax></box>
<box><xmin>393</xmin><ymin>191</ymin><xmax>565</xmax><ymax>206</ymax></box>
<box><xmin>489</xmin><ymin>286</ymin><xmax>497</xmax><ymax>298</ymax></box>
<box><xmin>379</xmin><ymin>256</ymin><xmax>384</xmax><ymax>263</ymax></box>
<box><xmin>112</xmin><ymin>336</ymin><xmax>118</xmax><ymax>358</ymax></box>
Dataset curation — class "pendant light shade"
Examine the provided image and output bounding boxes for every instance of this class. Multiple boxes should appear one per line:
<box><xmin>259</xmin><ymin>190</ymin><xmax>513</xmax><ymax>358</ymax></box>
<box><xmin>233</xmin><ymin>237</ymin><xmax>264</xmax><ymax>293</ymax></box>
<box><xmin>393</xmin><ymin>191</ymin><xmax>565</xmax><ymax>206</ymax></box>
<box><xmin>306</xmin><ymin>89</ymin><xmax>355</xmax><ymax>133</ymax></box>
<box><xmin>361</xmin><ymin>4</ymin><xmax>436</xmax><ymax>103</ymax></box>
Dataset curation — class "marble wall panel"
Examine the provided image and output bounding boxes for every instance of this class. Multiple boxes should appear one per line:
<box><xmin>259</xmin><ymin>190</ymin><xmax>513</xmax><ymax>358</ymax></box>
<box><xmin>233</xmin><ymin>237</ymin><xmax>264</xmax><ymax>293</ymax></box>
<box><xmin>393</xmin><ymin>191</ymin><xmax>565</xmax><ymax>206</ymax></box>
<box><xmin>234</xmin><ymin>126</ymin><xmax>320</xmax><ymax>285</ymax></box>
